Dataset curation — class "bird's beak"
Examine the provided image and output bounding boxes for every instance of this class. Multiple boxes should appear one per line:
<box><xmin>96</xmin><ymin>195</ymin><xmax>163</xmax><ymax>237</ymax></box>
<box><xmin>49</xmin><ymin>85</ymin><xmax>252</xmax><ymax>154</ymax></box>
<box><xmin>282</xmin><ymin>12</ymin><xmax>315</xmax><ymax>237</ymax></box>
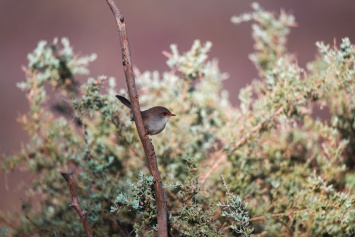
<box><xmin>168</xmin><ymin>113</ymin><xmax>176</xmax><ymax>117</ymax></box>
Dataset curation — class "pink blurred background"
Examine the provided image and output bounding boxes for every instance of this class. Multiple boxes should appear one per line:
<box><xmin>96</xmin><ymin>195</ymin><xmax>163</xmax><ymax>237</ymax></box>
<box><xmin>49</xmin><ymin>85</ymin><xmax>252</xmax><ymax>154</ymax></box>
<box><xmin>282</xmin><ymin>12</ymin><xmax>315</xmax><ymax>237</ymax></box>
<box><xmin>1</xmin><ymin>0</ymin><xmax>355</xmax><ymax>214</ymax></box>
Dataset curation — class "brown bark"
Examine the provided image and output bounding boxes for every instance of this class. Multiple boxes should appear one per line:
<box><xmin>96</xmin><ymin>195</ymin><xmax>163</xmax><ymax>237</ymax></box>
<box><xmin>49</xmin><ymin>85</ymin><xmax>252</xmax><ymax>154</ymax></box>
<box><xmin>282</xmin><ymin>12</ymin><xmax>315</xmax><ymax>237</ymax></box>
<box><xmin>60</xmin><ymin>171</ymin><xmax>93</xmax><ymax>237</ymax></box>
<box><xmin>105</xmin><ymin>1</ymin><xmax>168</xmax><ymax>236</ymax></box>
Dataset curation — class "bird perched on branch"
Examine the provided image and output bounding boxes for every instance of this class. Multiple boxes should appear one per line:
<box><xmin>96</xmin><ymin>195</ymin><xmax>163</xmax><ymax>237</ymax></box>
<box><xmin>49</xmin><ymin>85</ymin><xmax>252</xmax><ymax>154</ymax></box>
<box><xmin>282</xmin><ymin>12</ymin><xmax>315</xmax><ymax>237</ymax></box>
<box><xmin>116</xmin><ymin>95</ymin><xmax>176</xmax><ymax>135</ymax></box>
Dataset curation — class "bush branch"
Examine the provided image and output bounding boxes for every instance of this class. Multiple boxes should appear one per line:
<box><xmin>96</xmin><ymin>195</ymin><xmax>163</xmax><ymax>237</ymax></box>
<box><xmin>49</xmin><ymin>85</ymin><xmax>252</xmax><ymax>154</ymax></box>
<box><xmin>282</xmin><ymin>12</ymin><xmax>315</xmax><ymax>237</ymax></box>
<box><xmin>60</xmin><ymin>171</ymin><xmax>93</xmax><ymax>237</ymax></box>
<box><xmin>105</xmin><ymin>0</ymin><xmax>168</xmax><ymax>236</ymax></box>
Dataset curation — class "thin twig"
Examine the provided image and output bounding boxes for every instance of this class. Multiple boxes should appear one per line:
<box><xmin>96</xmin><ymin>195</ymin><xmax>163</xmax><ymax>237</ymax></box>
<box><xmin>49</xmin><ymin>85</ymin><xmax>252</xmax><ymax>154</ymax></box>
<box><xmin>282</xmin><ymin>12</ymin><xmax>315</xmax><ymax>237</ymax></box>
<box><xmin>248</xmin><ymin>209</ymin><xmax>311</xmax><ymax>222</ymax></box>
<box><xmin>200</xmin><ymin>155</ymin><xmax>226</xmax><ymax>184</ymax></box>
<box><xmin>60</xmin><ymin>171</ymin><xmax>93</xmax><ymax>237</ymax></box>
<box><xmin>104</xmin><ymin>1</ymin><xmax>168</xmax><ymax>236</ymax></box>
<box><xmin>201</xmin><ymin>105</ymin><xmax>286</xmax><ymax>183</ymax></box>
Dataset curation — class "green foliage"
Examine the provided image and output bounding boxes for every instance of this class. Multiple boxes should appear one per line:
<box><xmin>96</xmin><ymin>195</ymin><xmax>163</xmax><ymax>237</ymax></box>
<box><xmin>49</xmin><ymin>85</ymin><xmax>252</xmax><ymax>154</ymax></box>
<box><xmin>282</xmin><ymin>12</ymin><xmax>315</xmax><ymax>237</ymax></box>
<box><xmin>111</xmin><ymin>172</ymin><xmax>157</xmax><ymax>235</ymax></box>
<box><xmin>1</xmin><ymin>2</ymin><xmax>355</xmax><ymax>236</ymax></box>
<box><xmin>167</xmin><ymin>157</ymin><xmax>222</xmax><ymax>236</ymax></box>
<box><xmin>1</xmin><ymin>227</ymin><xmax>8</xmax><ymax>237</ymax></box>
<box><xmin>217</xmin><ymin>177</ymin><xmax>253</xmax><ymax>237</ymax></box>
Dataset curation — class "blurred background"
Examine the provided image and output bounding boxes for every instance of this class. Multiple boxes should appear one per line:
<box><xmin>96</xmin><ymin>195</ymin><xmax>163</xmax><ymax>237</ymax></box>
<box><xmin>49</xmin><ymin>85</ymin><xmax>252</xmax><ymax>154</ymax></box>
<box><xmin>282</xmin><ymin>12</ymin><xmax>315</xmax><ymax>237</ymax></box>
<box><xmin>1</xmin><ymin>0</ymin><xmax>355</xmax><ymax>214</ymax></box>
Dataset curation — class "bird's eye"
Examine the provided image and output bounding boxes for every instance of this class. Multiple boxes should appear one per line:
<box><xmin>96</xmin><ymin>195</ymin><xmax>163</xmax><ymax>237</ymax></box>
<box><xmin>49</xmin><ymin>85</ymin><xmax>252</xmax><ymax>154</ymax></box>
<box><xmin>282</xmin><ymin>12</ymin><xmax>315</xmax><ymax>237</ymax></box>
<box><xmin>162</xmin><ymin>112</ymin><xmax>167</xmax><ymax>116</ymax></box>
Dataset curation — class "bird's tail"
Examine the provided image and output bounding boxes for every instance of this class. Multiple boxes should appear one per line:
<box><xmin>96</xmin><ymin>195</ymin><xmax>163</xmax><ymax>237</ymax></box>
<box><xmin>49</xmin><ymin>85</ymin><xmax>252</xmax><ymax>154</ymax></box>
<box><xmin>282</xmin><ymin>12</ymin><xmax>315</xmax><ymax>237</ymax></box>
<box><xmin>115</xmin><ymin>95</ymin><xmax>132</xmax><ymax>109</ymax></box>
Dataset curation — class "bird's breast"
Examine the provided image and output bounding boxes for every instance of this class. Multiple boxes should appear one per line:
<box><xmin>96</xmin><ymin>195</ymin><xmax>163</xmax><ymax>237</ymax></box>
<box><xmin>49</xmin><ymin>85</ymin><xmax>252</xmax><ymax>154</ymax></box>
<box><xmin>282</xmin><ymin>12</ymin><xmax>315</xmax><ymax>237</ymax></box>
<box><xmin>142</xmin><ymin>112</ymin><xmax>170</xmax><ymax>135</ymax></box>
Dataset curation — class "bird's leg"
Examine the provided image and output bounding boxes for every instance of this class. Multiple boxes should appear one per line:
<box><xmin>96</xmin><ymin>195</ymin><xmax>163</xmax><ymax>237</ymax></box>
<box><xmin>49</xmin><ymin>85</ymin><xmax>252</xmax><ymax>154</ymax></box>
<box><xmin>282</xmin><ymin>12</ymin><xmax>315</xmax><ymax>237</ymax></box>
<box><xmin>143</xmin><ymin>128</ymin><xmax>150</xmax><ymax>137</ymax></box>
<box><xmin>142</xmin><ymin>124</ymin><xmax>150</xmax><ymax>137</ymax></box>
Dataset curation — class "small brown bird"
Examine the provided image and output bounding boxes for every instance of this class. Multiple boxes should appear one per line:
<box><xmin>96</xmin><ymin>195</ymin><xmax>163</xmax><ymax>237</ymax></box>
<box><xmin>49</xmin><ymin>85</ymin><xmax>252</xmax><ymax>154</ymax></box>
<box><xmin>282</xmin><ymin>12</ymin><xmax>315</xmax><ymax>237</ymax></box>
<box><xmin>116</xmin><ymin>95</ymin><xmax>176</xmax><ymax>135</ymax></box>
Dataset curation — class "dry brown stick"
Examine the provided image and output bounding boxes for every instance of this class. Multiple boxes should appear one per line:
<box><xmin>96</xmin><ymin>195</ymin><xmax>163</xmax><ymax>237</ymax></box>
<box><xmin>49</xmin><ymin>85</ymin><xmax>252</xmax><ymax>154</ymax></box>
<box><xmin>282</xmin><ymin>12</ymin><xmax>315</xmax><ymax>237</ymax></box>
<box><xmin>105</xmin><ymin>1</ymin><xmax>168</xmax><ymax>236</ymax></box>
<box><xmin>60</xmin><ymin>171</ymin><xmax>93</xmax><ymax>237</ymax></box>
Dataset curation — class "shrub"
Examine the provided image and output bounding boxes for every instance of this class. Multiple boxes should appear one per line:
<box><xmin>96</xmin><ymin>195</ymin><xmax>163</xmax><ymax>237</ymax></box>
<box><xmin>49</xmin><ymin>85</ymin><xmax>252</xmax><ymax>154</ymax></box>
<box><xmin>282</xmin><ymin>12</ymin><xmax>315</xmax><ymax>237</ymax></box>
<box><xmin>1</xmin><ymin>3</ymin><xmax>355</xmax><ymax>236</ymax></box>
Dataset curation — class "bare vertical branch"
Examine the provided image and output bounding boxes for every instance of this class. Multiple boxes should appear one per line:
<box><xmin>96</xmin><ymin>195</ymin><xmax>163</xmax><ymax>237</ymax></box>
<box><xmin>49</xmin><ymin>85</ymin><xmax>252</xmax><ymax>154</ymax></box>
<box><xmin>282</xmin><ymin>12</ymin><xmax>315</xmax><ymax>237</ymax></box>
<box><xmin>104</xmin><ymin>0</ymin><xmax>168</xmax><ymax>236</ymax></box>
<box><xmin>60</xmin><ymin>171</ymin><xmax>93</xmax><ymax>237</ymax></box>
